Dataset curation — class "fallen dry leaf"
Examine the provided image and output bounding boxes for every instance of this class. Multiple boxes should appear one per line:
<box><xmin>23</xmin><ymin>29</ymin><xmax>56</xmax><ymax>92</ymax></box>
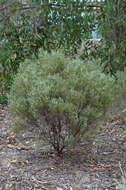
<box><xmin>69</xmin><ymin>187</ymin><xmax>73</xmax><ymax>190</ymax></box>
<box><xmin>122</xmin><ymin>108</ymin><xmax>126</xmax><ymax>113</ymax></box>
<box><xmin>57</xmin><ymin>187</ymin><xmax>63</xmax><ymax>190</ymax></box>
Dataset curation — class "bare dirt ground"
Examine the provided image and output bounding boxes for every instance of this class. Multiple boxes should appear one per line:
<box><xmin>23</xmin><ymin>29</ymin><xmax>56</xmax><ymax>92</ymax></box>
<box><xmin>0</xmin><ymin>103</ymin><xmax>126</xmax><ymax>190</ymax></box>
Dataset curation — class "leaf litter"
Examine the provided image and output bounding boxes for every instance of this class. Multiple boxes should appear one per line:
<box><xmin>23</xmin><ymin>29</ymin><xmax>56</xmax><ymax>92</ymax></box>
<box><xmin>0</xmin><ymin>104</ymin><xmax>126</xmax><ymax>189</ymax></box>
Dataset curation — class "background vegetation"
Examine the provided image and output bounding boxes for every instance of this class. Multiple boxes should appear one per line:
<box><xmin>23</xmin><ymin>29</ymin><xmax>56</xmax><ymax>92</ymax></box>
<box><xmin>1</xmin><ymin>0</ymin><xmax>125</xmax><ymax>99</ymax></box>
<box><xmin>0</xmin><ymin>0</ymin><xmax>95</xmax><ymax>102</ymax></box>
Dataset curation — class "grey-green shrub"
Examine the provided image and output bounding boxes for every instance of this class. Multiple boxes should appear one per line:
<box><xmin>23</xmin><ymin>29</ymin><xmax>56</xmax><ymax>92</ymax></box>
<box><xmin>8</xmin><ymin>50</ymin><xmax>116</xmax><ymax>154</ymax></box>
<box><xmin>116</xmin><ymin>164</ymin><xmax>126</xmax><ymax>190</ymax></box>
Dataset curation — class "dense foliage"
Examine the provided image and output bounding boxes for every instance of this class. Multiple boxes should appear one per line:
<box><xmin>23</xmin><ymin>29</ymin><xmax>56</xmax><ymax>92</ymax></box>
<box><xmin>1</xmin><ymin>0</ymin><xmax>126</xmax><ymax>103</ymax></box>
<box><xmin>0</xmin><ymin>0</ymin><xmax>96</xmax><ymax>102</ymax></box>
<box><xmin>8</xmin><ymin>51</ymin><xmax>116</xmax><ymax>153</ymax></box>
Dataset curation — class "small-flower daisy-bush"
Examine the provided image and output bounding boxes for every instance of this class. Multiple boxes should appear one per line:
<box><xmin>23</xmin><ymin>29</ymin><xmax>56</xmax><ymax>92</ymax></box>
<box><xmin>8</xmin><ymin>50</ymin><xmax>116</xmax><ymax>154</ymax></box>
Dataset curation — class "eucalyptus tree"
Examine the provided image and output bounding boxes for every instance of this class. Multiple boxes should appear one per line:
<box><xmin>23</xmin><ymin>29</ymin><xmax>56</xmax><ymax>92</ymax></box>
<box><xmin>97</xmin><ymin>0</ymin><xmax>126</xmax><ymax>74</ymax></box>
